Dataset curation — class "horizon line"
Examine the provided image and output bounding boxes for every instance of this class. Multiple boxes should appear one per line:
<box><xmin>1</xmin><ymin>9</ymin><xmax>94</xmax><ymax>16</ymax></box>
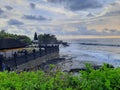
<box><xmin>57</xmin><ymin>35</ymin><xmax>120</xmax><ymax>40</ymax></box>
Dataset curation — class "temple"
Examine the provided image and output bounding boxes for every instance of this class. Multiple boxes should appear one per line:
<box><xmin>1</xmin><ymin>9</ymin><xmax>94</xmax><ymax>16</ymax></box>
<box><xmin>0</xmin><ymin>33</ymin><xmax>59</xmax><ymax>71</ymax></box>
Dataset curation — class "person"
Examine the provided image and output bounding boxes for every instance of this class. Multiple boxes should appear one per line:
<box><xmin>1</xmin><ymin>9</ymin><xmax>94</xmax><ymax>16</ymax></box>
<box><xmin>6</xmin><ymin>65</ymin><xmax>11</xmax><ymax>72</ymax></box>
<box><xmin>13</xmin><ymin>52</ymin><xmax>17</xmax><ymax>68</ymax></box>
<box><xmin>39</xmin><ymin>48</ymin><xmax>42</xmax><ymax>56</ymax></box>
<box><xmin>32</xmin><ymin>49</ymin><xmax>36</xmax><ymax>53</ymax></box>
<box><xmin>0</xmin><ymin>54</ymin><xmax>4</xmax><ymax>71</ymax></box>
<box><xmin>32</xmin><ymin>49</ymin><xmax>36</xmax><ymax>59</ymax></box>
<box><xmin>24</xmin><ymin>50</ymin><xmax>28</xmax><ymax>61</ymax></box>
<box><xmin>2</xmin><ymin>62</ymin><xmax>6</xmax><ymax>71</ymax></box>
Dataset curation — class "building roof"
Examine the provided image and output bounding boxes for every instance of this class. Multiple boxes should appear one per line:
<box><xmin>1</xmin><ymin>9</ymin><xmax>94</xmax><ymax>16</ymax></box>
<box><xmin>0</xmin><ymin>38</ymin><xmax>26</xmax><ymax>50</ymax></box>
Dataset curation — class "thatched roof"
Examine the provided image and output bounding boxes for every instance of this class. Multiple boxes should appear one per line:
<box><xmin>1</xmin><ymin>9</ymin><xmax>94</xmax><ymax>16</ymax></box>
<box><xmin>0</xmin><ymin>38</ymin><xmax>26</xmax><ymax>50</ymax></box>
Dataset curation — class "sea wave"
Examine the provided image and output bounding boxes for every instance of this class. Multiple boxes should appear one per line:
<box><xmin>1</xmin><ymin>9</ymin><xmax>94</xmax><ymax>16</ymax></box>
<box><xmin>76</xmin><ymin>43</ymin><xmax>120</xmax><ymax>47</ymax></box>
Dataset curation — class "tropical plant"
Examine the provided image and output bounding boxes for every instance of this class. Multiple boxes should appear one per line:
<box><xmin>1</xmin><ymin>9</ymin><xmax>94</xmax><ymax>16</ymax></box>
<box><xmin>38</xmin><ymin>34</ymin><xmax>58</xmax><ymax>44</ymax></box>
<box><xmin>0</xmin><ymin>30</ymin><xmax>31</xmax><ymax>45</ymax></box>
<box><xmin>0</xmin><ymin>64</ymin><xmax>120</xmax><ymax>90</ymax></box>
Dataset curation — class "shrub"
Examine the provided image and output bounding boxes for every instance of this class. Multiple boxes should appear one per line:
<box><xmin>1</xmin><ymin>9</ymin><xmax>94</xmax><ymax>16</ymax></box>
<box><xmin>0</xmin><ymin>64</ymin><xmax>120</xmax><ymax>90</ymax></box>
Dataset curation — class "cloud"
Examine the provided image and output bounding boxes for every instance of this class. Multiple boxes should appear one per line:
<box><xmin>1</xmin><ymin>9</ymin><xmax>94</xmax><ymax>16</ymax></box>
<box><xmin>0</xmin><ymin>9</ymin><xmax>4</xmax><ymax>15</ymax></box>
<box><xmin>8</xmin><ymin>19</ymin><xmax>24</xmax><ymax>25</ymax></box>
<box><xmin>0</xmin><ymin>0</ymin><xmax>119</xmax><ymax>39</ymax></box>
<box><xmin>63</xmin><ymin>25</ymin><xmax>101</xmax><ymax>35</ymax></box>
<box><xmin>102</xmin><ymin>28</ymin><xmax>120</xmax><ymax>35</ymax></box>
<box><xmin>30</xmin><ymin>3</ymin><xmax>36</xmax><ymax>9</ymax></box>
<box><xmin>48</xmin><ymin>24</ymin><xmax>120</xmax><ymax>36</ymax></box>
<box><xmin>98</xmin><ymin>1</ymin><xmax>120</xmax><ymax>17</ymax></box>
<box><xmin>34</xmin><ymin>24</ymin><xmax>101</xmax><ymax>36</ymax></box>
<box><xmin>104</xmin><ymin>1</ymin><xmax>120</xmax><ymax>16</ymax></box>
<box><xmin>23</xmin><ymin>15</ymin><xmax>47</xmax><ymax>21</ymax></box>
<box><xmin>65</xmin><ymin>27</ymin><xmax>120</xmax><ymax>36</ymax></box>
<box><xmin>47</xmin><ymin>0</ymin><xmax>102</xmax><ymax>11</ymax></box>
<box><xmin>86</xmin><ymin>1</ymin><xmax>120</xmax><ymax>31</ymax></box>
<box><xmin>4</xmin><ymin>5</ymin><xmax>13</xmax><ymax>10</ymax></box>
<box><xmin>68</xmin><ymin>0</ymin><xmax>102</xmax><ymax>11</ymax></box>
<box><xmin>87</xmin><ymin>13</ymin><xmax>94</xmax><ymax>17</ymax></box>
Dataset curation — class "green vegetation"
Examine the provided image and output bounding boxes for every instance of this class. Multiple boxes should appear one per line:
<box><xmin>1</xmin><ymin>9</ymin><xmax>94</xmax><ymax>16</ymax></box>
<box><xmin>17</xmin><ymin>35</ymin><xmax>32</xmax><ymax>45</ymax></box>
<box><xmin>0</xmin><ymin>64</ymin><xmax>120</xmax><ymax>90</ymax></box>
<box><xmin>38</xmin><ymin>33</ymin><xmax>69</xmax><ymax>47</ymax></box>
<box><xmin>0</xmin><ymin>30</ymin><xmax>31</xmax><ymax>45</ymax></box>
<box><xmin>0</xmin><ymin>30</ymin><xmax>68</xmax><ymax>47</ymax></box>
<box><xmin>38</xmin><ymin>34</ymin><xmax>58</xmax><ymax>44</ymax></box>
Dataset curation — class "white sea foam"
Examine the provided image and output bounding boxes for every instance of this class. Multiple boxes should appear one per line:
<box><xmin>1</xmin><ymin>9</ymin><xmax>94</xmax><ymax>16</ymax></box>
<box><xmin>60</xmin><ymin>38</ymin><xmax>120</xmax><ymax>69</ymax></box>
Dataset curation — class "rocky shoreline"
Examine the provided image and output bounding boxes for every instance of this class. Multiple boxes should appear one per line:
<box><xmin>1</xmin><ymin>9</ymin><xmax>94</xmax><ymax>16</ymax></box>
<box><xmin>37</xmin><ymin>55</ymin><xmax>114</xmax><ymax>73</ymax></box>
<box><xmin>17</xmin><ymin>53</ymin><xmax>114</xmax><ymax>73</ymax></box>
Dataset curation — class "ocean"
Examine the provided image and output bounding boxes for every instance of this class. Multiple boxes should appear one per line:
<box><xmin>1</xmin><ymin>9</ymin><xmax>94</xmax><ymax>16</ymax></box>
<box><xmin>59</xmin><ymin>38</ymin><xmax>120</xmax><ymax>71</ymax></box>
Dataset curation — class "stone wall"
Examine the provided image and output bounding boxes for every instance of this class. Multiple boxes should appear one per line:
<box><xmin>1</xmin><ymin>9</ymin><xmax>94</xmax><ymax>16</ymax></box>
<box><xmin>17</xmin><ymin>52</ymin><xmax>59</xmax><ymax>71</ymax></box>
<box><xmin>0</xmin><ymin>45</ymin><xmax>59</xmax><ymax>71</ymax></box>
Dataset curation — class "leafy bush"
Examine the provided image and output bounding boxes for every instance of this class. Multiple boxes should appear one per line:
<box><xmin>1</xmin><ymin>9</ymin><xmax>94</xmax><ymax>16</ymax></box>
<box><xmin>0</xmin><ymin>64</ymin><xmax>120</xmax><ymax>90</ymax></box>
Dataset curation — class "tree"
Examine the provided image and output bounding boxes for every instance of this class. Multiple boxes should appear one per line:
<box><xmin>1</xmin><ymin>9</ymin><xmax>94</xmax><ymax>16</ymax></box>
<box><xmin>0</xmin><ymin>30</ymin><xmax>7</xmax><ymax>39</ymax></box>
<box><xmin>17</xmin><ymin>35</ymin><xmax>32</xmax><ymax>45</ymax></box>
<box><xmin>38</xmin><ymin>34</ymin><xmax>58</xmax><ymax>44</ymax></box>
<box><xmin>34</xmin><ymin>32</ymin><xmax>38</xmax><ymax>40</ymax></box>
<box><xmin>0</xmin><ymin>30</ymin><xmax>32</xmax><ymax>45</ymax></box>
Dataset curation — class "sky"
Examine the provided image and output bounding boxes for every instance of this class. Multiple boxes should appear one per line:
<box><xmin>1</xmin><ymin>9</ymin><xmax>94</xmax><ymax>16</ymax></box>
<box><xmin>0</xmin><ymin>0</ymin><xmax>120</xmax><ymax>39</ymax></box>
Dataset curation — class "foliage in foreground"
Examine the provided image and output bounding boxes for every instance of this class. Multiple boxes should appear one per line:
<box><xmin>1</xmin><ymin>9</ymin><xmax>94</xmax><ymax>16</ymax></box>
<box><xmin>0</xmin><ymin>64</ymin><xmax>120</xmax><ymax>90</ymax></box>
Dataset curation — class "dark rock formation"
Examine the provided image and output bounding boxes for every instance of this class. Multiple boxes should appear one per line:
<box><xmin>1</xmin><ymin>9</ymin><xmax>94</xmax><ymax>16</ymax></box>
<box><xmin>69</xmin><ymin>64</ymin><xmax>114</xmax><ymax>73</ymax></box>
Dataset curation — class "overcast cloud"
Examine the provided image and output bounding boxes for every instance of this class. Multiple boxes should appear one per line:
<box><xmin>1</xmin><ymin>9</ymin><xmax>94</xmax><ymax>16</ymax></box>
<box><xmin>0</xmin><ymin>0</ymin><xmax>120</xmax><ymax>39</ymax></box>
